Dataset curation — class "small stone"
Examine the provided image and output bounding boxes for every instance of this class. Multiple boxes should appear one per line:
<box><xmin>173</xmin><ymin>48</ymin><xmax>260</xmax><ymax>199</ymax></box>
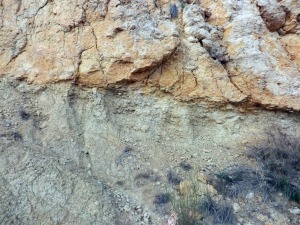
<box><xmin>289</xmin><ymin>207</ymin><xmax>300</xmax><ymax>215</ymax></box>
<box><xmin>202</xmin><ymin>39</ymin><xmax>212</xmax><ymax>49</ymax></box>
<box><xmin>207</xmin><ymin>184</ymin><xmax>218</xmax><ymax>196</ymax></box>
<box><xmin>246</xmin><ymin>192</ymin><xmax>254</xmax><ymax>199</ymax></box>
<box><xmin>197</xmin><ymin>172</ymin><xmax>207</xmax><ymax>184</ymax></box>
<box><xmin>233</xmin><ymin>203</ymin><xmax>240</xmax><ymax>213</ymax></box>
<box><xmin>257</xmin><ymin>214</ymin><xmax>268</xmax><ymax>222</ymax></box>
<box><xmin>143</xmin><ymin>212</ymin><xmax>150</xmax><ymax>222</ymax></box>
<box><xmin>241</xmin><ymin>140</ymin><xmax>248</xmax><ymax>144</ymax></box>
<box><xmin>124</xmin><ymin>204</ymin><xmax>130</xmax><ymax>212</ymax></box>
<box><xmin>187</xmin><ymin>36</ymin><xmax>198</xmax><ymax>43</ymax></box>
<box><xmin>192</xmin><ymin>153</ymin><xmax>198</xmax><ymax>158</ymax></box>
<box><xmin>232</xmin><ymin>154</ymin><xmax>239</xmax><ymax>158</ymax></box>
<box><xmin>39</xmin><ymin>122</ymin><xmax>48</xmax><ymax>129</ymax></box>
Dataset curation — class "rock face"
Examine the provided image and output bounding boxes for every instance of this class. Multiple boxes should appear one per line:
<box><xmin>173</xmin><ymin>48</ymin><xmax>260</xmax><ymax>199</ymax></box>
<box><xmin>1</xmin><ymin>1</ymin><xmax>300</xmax><ymax>225</ymax></box>
<box><xmin>1</xmin><ymin>77</ymin><xmax>300</xmax><ymax>225</ymax></box>
<box><xmin>1</xmin><ymin>0</ymin><xmax>300</xmax><ymax>109</ymax></box>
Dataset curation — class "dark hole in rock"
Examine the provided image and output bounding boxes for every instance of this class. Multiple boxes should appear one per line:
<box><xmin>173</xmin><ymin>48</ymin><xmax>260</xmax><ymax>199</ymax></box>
<box><xmin>123</xmin><ymin>146</ymin><xmax>132</xmax><ymax>153</ymax></box>
<box><xmin>20</xmin><ymin>111</ymin><xmax>30</xmax><ymax>120</ymax></box>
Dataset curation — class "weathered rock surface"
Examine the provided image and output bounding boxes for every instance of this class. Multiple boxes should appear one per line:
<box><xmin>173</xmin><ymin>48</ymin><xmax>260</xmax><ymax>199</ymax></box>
<box><xmin>1</xmin><ymin>77</ymin><xmax>300</xmax><ymax>224</ymax></box>
<box><xmin>1</xmin><ymin>1</ymin><xmax>300</xmax><ymax>224</ymax></box>
<box><xmin>0</xmin><ymin>0</ymin><xmax>299</xmax><ymax>109</ymax></box>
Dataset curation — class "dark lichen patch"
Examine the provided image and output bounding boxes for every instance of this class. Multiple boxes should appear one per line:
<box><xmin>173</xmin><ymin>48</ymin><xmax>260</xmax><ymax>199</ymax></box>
<box><xmin>13</xmin><ymin>132</ymin><xmax>23</xmax><ymax>141</ymax></box>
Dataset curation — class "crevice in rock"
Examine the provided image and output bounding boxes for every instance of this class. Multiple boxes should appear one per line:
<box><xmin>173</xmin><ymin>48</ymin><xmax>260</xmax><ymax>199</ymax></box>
<box><xmin>145</xmin><ymin>43</ymin><xmax>180</xmax><ymax>85</ymax></box>
<box><xmin>32</xmin><ymin>0</ymin><xmax>50</xmax><ymax>27</ymax></box>
<box><xmin>226</xmin><ymin>69</ymin><xmax>248</xmax><ymax>97</ymax></box>
<box><xmin>191</xmin><ymin>70</ymin><xmax>198</xmax><ymax>88</ymax></box>
<box><xmin>6</xmin><ymin>34</ymin><xmax>27</xmax><ymax>66</ymax></box>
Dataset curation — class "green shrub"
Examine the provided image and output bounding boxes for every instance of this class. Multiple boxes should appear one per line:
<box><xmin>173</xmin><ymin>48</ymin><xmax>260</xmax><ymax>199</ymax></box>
<box><xmin>169</xmin><ymin>183</ymin><xmax>235</xmax><ymax>225</ymax></box>
<box><xmin>170</xmin><ymin>183</ymin><xmax>200</xmax><ymax>225</ymax></box>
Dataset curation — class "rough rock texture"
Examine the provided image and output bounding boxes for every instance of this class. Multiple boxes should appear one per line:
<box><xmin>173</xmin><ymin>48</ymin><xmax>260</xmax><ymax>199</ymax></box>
<box><xmin>1</xmin><ymin>77</ymin><xmax>300</xmax><ymax>224</ymax></box>
<box><xmin>1</xmin><ymin>0</ymin><xmax>300</xmax><ymax>224</ymax></box>
<box><xmin>0</xmin><ymin>0</ymin><xmax>300</xmax><ymax>109</ymax></box>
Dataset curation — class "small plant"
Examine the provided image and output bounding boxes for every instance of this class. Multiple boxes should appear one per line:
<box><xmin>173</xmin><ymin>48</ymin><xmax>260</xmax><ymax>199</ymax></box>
<box><xmin>169</xmin><ymin>182</ymin><xmax>235</xmax><ymax>225</ymax></box>
<box><xmin>170</xmin><ymin>183</ymin><xmax>201</xmax><ymax>225</ymax></box>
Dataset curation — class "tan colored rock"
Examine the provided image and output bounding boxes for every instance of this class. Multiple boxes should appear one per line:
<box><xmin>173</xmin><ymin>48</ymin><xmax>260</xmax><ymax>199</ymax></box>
<box><xmin>257</xmin><ymin>0</ymin><xmax>286</xmax><ymax>32</ymax></box>
<box><xmin>0</xmin><ymin>0</ymin><xmax>300</xmax><ymax>110</ymax></box>
<box><xmin>197</xmin><ymin>172</ymin><xmax>208</xmax><ymax>184</ymax></box>
<box><xmin>280</xmin><ymin>34</ymin><xmax>300</xmax><ymax>67</ymax></box>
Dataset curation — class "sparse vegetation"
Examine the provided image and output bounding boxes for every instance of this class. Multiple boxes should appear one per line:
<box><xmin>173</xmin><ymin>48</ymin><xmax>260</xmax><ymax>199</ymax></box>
<box><xmin>248</xmin><ymin>130</ymin><xmax>300</xmax><ymax>203</ymax></box>
<box><xmin>169</xmin><ymin>183</ymin><xmax>201</xmax><ymax>225</ymax></box>
<box><xmin>168</xmin><ymin>182</ymin><xmax>235</xmax><ymax>225</ymax></box>
<box><xmin>213</xmin><ymin>165</ymin><xmax>270</xmax><ymax>199</ymax></box>
<box><xmin>169</xmin><ymin>129</ymin><xmax>300</xmax><ymax>224</ymax></box>
<box><xmin>200</xmin><ymin>194</ymin><xmax>235</xmax><ymax>225</ymax></box>
<box><xmin>212</xmin><ymin>129</ymin><xmax>300</xmax><ymax>203</ymax></box>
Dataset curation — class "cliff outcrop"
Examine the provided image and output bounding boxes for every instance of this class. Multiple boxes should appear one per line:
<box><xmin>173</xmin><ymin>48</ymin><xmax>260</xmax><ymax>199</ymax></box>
<box><xmin>1</xmin><ymin>0</ymin><xmax>300</xmax><ymax>109</ymax></box>
<box><xmin>1</xmin><ymin>1</ymin><xmax>300</xmax><ymax>225</ymax></box>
